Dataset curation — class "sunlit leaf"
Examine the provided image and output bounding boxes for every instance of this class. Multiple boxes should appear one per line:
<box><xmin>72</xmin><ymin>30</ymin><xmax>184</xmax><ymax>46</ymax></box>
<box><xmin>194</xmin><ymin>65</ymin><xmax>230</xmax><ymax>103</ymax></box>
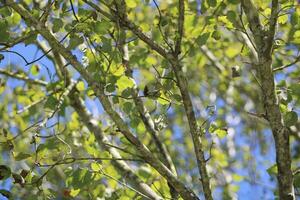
<box><xmin>0</xmin><ymin>165</ymin><xmax>11</xmax><ymax>180</ymax></box>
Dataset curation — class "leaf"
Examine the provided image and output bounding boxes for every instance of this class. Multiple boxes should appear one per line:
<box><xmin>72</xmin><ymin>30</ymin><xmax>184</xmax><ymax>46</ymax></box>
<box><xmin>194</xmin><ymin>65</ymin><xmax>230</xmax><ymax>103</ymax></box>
<box><xmin>116</xmin><ymin>76</ymin><xmax>135</xmax><ymax>92</ymax></box>
<box><xmin>123</xmin><ymin>102</ymin><xmax>133</xmax><ymax>113</ymax></box>
<box><xmin>145</xmin><ymin>57</ymin><xmax>157</xmax><ymax>65</ymax></box>
<box><xmin>172</xmin><ymin>94</ymin><xmax>182</xmax><ymax>102</ymax></box>
<box><xmin>68</xmin><ymin>35</ymin><xmax>84</xmax><ymax>50</ymax></box>
<box><xmin>232</xmin><ymin>174</ymin><xmax>243</xmax><ymax>182</ymax></box>
<box><xmin>284</xmin><ymin>111</ymin><xmax>298</xmax><ymax>127</ymax></box>
<box><xmin>227</xmin><ymin>0</ymin><xmax>239</xmax><ymax>4</ymax></box>
<box><xmin>294</xmin><ymin>174</ymin><xmax>300</xmax><ymax>188</ymax></box>
<box><xmin>277</xmin><ymin>15</ymin><xmax>288</xmax><ymax>24</ymax></box>
<box><xmin>0</xmin><ymin>21</ymin><xmax>9</xmax><ymax>43</ymax></box>
<box><xmin>24</xmin><ymin>33</ymin><xmax>37</xmax><ymax>46</ymax></box>
<box><xmin>94</xmin><ymin>21</ymin><xmax>110</xmax><ymax>34</ymax></box>
<box><xmin>70</xmin><ymin>189</ymin><xmax>80</xmax><ymax>197</ymax></box>
<box><xmin>112</xmin><ymin>65</ymin><xmax>125</xmax><ymax>76</ymax></box>
<box><xmin>267</xmin><ymin>164</ymin><xmax>277</xmax><ymax>176</ymax></box>
<box><xmin>44</xmin><ymin>96</ymin><xmax>59</xmax><ymax>110</ymax></box>
<box><xmin>0</xmin><ymin>7</ymin><xmax>12</xmax><ymax>18</ymax></box>
<box><xmin>212</xmin><ymin>30</ymin><xmax>221</xmax><ymax>40</ymax></box>
<box><xmin>53</xmin><ymin>18</ymin><xmax>63</xmax><ymax>33</ymax></box>
<box><xmin>291</xmin><ymin>13</ymin><xmax>299</xmax><ymax>26</ymax></box>
<box><xmin>0</xmin><ymin>165</ymin><xmax>11</xmax><ymax>180</ymax></box>
<box><xmin>11</xmin><ymin>13</ymin><xmax>21</xmax><ymax>25</ymax></box>
<box><xmin>207</xmin><ymin>0</ymin><xmax>217</xmax><ymax>7</ymax></box>
<box><xmin>14</xmin><ymin>152</ymin><xmax>31</xmax><ymax>161</ymax></box>
<box><xmin>30</xmin><ymin>65</ymin><xmax>40</xmax><ymax>76</ymax></box>
<box><xmin>227</xmin><ymin>11</ymin><xmax>237</xmax><ymax>23</ymax></box>
<box><xmin>91</xmin><ymin>163</ymin><xmax>101</xmax><ymax>171</ymax></box>
<box><xmin>214</xmin><ymin>129</ymin><xmax>227</xmax><ymax>138</ymax></box>
<box><xmin>158</xmin><ymin>93</ymin><xmax>170</xmax><ymax>105</ymax></box>
<box><xmin>127</xmin><ymin>0</ymin><xmax>137</xmax><ymax>8</ymax></box>
<box><xmin>196</xmin><ymin>32</ymin><xmax>210</xmax><ymax>47</ymax></box>
<box><xmin>76</xmin><ymin>81</ymin><xmax>85</xmax><ymax>91</ymax></box>
<box><xmin>71</xmin><ymin>168</ymin><xmax>93</xmax><ymax>189</ymax></box>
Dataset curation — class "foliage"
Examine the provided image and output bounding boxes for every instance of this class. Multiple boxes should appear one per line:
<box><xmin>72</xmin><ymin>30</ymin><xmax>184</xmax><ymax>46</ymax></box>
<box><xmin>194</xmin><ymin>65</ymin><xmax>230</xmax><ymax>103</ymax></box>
<box><xmin>0</xmin><ymin>0</ymin><xmax>300</xmax><ymax>199</ymax></box>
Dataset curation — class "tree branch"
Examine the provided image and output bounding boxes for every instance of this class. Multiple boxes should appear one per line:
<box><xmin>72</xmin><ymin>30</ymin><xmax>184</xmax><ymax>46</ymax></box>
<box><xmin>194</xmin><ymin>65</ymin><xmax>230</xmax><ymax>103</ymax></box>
<box><xmin>112</xmin><ymin>1</ymin><xmax>179</xmax><ymax>198</ymax></box>
<box><xmin>7</xmin><ymin>2</ymin><xmax>200</xmax><ymax>198</ymax></box>
<box><xmin>84</xmin><ymin>1</ymin><xmax>212</xmax><ymax>199</ymax></box>
<box><xmin>241</xmin><ymin>0</ymin><xmax>295</xmax><ymax>199</ymax></box>
<box><xmin>36</xmin><ymin>39</ymin><xmax>163</xmax><ymax>199</ymax></box>
<box><xmin>83</xmin><ymin>0</ymin><xmax>171</xmax><ymax>60</ymax></box>
<box><xmin>0</xmin><ymin>68</ymin><xmax>48</xmax><ymax>86</ymax></box>
<box><xmin>174</xmin><ymin>0</ymin><xmax>184</xmax><ymax>56</ymax></box>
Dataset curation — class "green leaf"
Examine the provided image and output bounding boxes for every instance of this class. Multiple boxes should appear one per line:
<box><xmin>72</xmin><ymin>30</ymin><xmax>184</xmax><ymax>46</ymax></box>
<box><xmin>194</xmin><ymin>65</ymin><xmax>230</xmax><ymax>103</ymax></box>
<box><xmin>291</xmin><ymin>13</ymin><xmax>299</xmax><ymax>26</ymax></box>
<box><xmin>30</xmin><ymin>65</ymin><xmax>40</xmax><ymax>76</ymax></box>
<box><xmin>172</xmin><ymin>94</ymin><xmax>182</xmax><ymax>102</ymax></box>
<box><xmin>123</xmin><ymin>102</ymin><xmax>133</xmax><ymax>113</ymax></box>
<box><xmin>212</xmin><ymin>30</ymin><xmax>221</xmax><ymax>40</ymax></box>
<box><xmin>44</xmin><ymin>96</ymin><xmax>59</xmax><ymax>110</ymax></box>
<box><xmin>226</xmin><ymin>11</ymin><xmax>237</xmax><ymax>24</ymax></box>
<box><xmin>116</xmin><ymin>76</ymin><xmax>135</xmax><ymax>92</ymax></box>
<box><xmin>91</xmin><ymin>163</ymin><xmax>101</xmax><ymax>171</ymax></box>
<box><xmin>76</xmin><ymin>81</ymin><xmax>85</xmax><ymax>91</ymax></box>
<box><xmin>94</xmin><ymin>21</ymin><xmax>110</xmax><ymax>34</ymax></box>
<box><xmin>207</xmin><ymin>0</ymin><xmax>217</xmax><ymax>7</ymax></box>
<box><xmin>0</xmin><ymin>21</ymin><xmax>9</xmax><ymax>42</ymax></box>
<box><xmin>214</xmin><ymin>129</ymin><xmax>227</xmax><ymax>138</ymax></box>
<box><xmin>53</xmin><ymin>18</ymin><xmax>63</xmax><ymax>33</ymax></box>
<box><xmin>158</xmin><ymin>93</ymin><xmax>170</xmax><ymax>105</ymax></box>
<box><xmin>232</xmin><ymin>174</ymin><xmax>243</xmax><ymax>182</ymax></box>
<box><xmin>277</xmin><ymin>14</ymin><xmax>288</xmax><ymax>24</ymax></box>
<box><xmin>0</xmin><ymin>7</ymin><xmax>12</xmax><ymax>17</ymax></box>
<box><xmin>105</xmin><ymin>83</ymin><xmax>116</xmax><ymax>93</ymax></box>
<box><xmin>70</xmin><ymin>189</ymin><xmax>80</xmax><ymax>197</ymax></box>
<box><xmin>196</xmin><ymin>32</ymin><xmax>210</xmax><ymax>47</ymax></box>
<box><xmin>71</xmin><ymin>168</ymin><xmax>93</xmax><ymax>189</ymax></box>
<box><xmin>68</xmin><ymin>35</ymin><xmax>84</xmax><ymax>50</ymax></box>
<box><xmin>127</xmin><ymin>0</ymin><xmax>137</xmax><ymax>8</ymax></box>
<box><xmin>294</xmin><ymin>174</ymin><xmax>300</xmax><ymax>188</ymax></box>
<box><xmin>160</xmin><ymin>18</ymin><xmax>169</xmax><ymax>26</ymax></box>
<box><xmin>24</xmin><ymin>33</ymin><xmax>37</xmax><ymax>46</ymax></box>
<box><xmin>267</xmin><ymin>164</ymin><xmax>277</xmax><ymax>176</ymax></box>
<box><xmin>14</xmin><ymin>152</ymin><xmax>31</xmax><ymax>161</ymax></box>
<box><xmin>145</xmin><ymin>56</ymin><xmax>157</xmax><ymax>65</ymax></box>
<box><xmin>227</xmin><ymin>0</ymin><xmax>239</xmax><ymax>4</ymax></box>
<box><xmin>11</xmin><ymin>13</ymin><xmax>21</xmax><ymax>25</ymax></box>
<box><xmin>284</xmin><ymin>111</ymin><xmax>298</xmax><ymax>127</ymax></box>
<box><xmin>0</xmin><ymin>165</ymin><xmax>11</xmax><ymax>180</ymax></box>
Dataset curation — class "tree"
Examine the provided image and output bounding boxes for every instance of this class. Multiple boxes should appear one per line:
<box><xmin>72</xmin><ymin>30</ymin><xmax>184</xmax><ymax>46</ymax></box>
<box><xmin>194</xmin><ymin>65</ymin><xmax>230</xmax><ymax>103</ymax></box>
<box><xmin>0</xmin><ymin>0</ymin><xmax>299</xmax><ymax>199</ymax></box>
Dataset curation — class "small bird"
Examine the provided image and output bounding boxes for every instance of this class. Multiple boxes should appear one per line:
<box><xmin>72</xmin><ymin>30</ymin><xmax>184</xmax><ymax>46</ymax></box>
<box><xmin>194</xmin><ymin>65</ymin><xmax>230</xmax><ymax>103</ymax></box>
<box><xmin>231</xmin><ymin>65</ymin><xmax>241</xmax><ymax>78</ymax></box>
<box><xmin>143</xmin><ymin>82</ymin><xmax>161</xmax><ymax>99</ymax></box>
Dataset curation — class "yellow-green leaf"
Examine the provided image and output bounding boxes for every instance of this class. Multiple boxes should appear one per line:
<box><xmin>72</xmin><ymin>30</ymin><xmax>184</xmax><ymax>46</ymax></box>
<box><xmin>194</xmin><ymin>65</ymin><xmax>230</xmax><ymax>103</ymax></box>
<box><xmin>91</xmin><ymin>163</ymin><xmax>101</xmax><ymax>171</ymax></box>
<box><xmin>76</xmin><ymin>81</ymin><xmax>85</xmax><ymax>91</ymax></box>
<box><xmin>214</xmin><ymin>129</ymin><xmax>227</xmax><ymax>138</ymax></box>
<box><xmin>30</xmin><ymin>65</ymin><xmax>40</xmax><ymax>76</ymax></box>
<box><xmin>127</xmin><ymin>0</ymin><xmax>137</xmax><ymax>8</ymax></box>
<box><xmin>117</xmin><ymin>76</ymin><xmax>135</xmax><ymax>92</ymax></box>
<box><xmin>70</xmin><ymin>188</ymin><xmax>80</xmax><ymax>197</ymax></box>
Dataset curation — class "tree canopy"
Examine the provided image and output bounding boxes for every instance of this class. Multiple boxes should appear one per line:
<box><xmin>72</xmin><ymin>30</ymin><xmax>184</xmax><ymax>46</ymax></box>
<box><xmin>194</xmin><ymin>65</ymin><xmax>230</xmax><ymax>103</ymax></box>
<box><xmin>0</xmin><ymin>0</ymin><xmax>300</xmax><ymax>199</ymax></box>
